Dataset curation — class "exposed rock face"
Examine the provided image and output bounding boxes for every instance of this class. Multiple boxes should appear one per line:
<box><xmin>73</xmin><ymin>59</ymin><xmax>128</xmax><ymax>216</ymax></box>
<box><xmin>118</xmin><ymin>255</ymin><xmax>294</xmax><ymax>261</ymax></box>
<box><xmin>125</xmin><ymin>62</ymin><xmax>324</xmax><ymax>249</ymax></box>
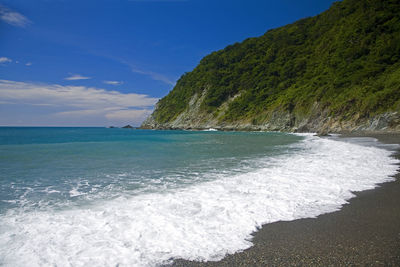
<box><xmin>141</xmin><ymin>98</ymin><xmax>400</xmax><ymax>133</ymax></box>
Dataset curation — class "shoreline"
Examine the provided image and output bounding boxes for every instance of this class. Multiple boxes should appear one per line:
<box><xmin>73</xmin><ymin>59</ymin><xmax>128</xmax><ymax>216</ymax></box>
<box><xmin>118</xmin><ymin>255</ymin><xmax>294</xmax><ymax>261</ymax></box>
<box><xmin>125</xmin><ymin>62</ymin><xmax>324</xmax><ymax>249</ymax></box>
<box><xmin>171</xmin><ymin>133</ymin><xmax>400</xmax><ymax>266</ymax></box>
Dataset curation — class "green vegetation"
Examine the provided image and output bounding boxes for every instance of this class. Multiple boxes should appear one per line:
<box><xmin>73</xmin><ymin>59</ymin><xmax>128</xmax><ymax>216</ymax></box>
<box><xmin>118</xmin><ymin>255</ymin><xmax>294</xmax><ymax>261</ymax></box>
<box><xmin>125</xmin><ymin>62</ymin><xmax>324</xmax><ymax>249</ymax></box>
<box><xmin>151</xmin><ymin>0</ymin><xmax>400</xmax><ymax>125</ymax></box>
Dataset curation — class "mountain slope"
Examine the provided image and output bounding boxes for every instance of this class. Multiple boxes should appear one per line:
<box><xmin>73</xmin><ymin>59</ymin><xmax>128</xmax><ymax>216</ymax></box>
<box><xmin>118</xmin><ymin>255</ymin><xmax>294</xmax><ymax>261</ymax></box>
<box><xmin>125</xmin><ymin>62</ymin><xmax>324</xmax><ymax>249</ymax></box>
<box><xmin>142</xmin><ymin>0</ymin><xmax>400</xmax><ymax>133</ymax></box>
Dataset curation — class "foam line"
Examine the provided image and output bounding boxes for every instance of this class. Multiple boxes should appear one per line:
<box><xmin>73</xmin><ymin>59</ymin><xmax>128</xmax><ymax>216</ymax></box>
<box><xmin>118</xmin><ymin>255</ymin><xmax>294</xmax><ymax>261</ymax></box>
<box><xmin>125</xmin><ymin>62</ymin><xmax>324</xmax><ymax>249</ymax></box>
<box><xmin>0</xmin><ymin>135</ymin><xmax>398</xmax><ymax>266</ymax></box>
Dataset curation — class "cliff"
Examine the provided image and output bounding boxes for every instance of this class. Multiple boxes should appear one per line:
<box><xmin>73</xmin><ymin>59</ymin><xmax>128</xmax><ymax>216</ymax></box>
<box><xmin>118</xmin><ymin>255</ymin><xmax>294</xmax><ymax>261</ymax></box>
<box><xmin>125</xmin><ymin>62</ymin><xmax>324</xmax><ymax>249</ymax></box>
<box><xmin>142</xmin><ymin>0</ymin><xmax>400</xmax><ymax>133</ymax></box>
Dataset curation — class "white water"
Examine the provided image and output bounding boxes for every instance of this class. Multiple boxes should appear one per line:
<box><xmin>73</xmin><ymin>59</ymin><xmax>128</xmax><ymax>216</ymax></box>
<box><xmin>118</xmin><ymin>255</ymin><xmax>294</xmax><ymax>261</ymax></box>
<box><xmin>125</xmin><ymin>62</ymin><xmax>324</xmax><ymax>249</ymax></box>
<box><xmin>0</xmin><ymin>135</ymin><xmax>398</xmax><ymax>266</ymax></box>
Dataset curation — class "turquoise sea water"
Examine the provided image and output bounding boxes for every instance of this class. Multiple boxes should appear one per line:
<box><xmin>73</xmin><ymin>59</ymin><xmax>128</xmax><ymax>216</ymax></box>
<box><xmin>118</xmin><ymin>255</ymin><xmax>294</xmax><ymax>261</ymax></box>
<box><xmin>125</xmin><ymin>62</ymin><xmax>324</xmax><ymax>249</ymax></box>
<box><xmin>0</xmin><ymin>127</ymin><xmax>398</xmax><ymax>266</ymax></box>
<box><xmin>0</xmin><ymin>127</ymin><xmax>301</xmax><ymax>213</ymax></box>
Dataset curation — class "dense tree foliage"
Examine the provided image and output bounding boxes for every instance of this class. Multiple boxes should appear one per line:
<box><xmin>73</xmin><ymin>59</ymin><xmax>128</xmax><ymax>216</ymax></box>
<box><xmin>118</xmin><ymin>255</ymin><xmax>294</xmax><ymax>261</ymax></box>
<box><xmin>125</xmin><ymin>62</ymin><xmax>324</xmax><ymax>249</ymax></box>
<box><xmin>152</xmin><ymin>0</ymin><xmax>400</xmax><ymax>124</ymax></box>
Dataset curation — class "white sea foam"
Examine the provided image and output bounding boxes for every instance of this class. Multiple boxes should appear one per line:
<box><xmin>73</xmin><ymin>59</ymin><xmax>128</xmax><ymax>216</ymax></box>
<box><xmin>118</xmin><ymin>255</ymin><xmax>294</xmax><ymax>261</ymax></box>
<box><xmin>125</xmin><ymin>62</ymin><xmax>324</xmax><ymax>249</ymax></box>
<box><xmin>0</xmin><ymin>135</ymin><xmax>398</xmax><ymax>266</ymax></box>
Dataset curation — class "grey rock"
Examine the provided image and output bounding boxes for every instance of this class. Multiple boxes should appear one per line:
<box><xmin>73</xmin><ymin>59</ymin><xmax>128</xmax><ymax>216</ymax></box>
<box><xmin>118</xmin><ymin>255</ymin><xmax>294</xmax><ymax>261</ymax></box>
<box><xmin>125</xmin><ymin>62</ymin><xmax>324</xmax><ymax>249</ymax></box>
<box><xmin>141</xmin><ymin>97</ymin><xmax>400</xmax><ymax>134</ymax></box>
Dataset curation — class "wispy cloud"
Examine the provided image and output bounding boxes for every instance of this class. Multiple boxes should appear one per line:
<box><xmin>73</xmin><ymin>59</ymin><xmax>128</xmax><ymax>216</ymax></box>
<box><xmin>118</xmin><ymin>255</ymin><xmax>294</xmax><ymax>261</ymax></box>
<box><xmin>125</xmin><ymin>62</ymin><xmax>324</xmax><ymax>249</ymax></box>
<box><xmin>103</xmin><ymin>80</ymin><xmax>123</xmax><ymax>86</ymax></box>
<box><xmin>0</xmin><ymin>57</ymin><xmax>12</xmax><ymax>64</ymax></box>
<box><xmin>130</xmin><ymin>67</ymin><xmax>176</xmax><ymax>86</ymax></box>
<box><xmin>0</xmin><ymin>5</ymin><xmax>31</xmax><ymax>28</ymax></box>
<box><xmin>25</xmin><ymin>62</ymin><xmax>32</xmax><ymax>66</ymax></box>
<box><xmin>83</xmin><ymin>51</ymin><xmax>176</xmax><ymax>86</ymax></box>
<box><xmin>0</xmin><ymin>79</ymin><xmax>158</xmax><ymax>126</ymax></box>
<box><xmin>94</xmin><ymin>53</ymin><xmax>176</xmax><ymax>86</ymax></box>
<box><xmin>64</xmin><ymin>74</ymin><xmax>91</xmax><ymax>81</ymax></box>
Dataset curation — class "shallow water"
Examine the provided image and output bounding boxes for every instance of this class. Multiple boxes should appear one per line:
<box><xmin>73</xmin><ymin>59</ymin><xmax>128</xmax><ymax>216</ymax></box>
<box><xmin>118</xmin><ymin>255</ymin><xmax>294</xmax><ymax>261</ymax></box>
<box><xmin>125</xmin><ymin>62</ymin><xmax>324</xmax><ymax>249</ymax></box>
<box><xmin>0</xmin><ymin>128</ymin><xmax>398</xmax><ymax>266</ymax></box>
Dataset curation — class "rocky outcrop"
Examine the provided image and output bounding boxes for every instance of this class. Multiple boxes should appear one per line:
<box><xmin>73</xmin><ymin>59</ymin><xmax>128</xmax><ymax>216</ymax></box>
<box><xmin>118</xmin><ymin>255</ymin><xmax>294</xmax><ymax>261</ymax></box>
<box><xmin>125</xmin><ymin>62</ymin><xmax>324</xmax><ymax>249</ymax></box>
<box><xmin>141</xmin><ymin>100</ymin><xmax>400</xmax><ymax>133</ymax></box>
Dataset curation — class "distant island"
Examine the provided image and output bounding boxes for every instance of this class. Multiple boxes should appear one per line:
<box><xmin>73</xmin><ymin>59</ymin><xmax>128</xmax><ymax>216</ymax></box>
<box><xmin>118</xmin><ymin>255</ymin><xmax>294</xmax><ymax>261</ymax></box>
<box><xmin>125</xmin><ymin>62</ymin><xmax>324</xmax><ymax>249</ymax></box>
<box><xmin>122</xmin><ymin>125</ymin><xmax>134</xmax><ymax>129</ymax></box>
<box><xmin>141</xmin><ymin>0</ymin><xmax>400</xmax><ymax>133</ymax></box>
<box><xmin>108</xmin><ymin>125</ymin><xmax>135</xmax><ymax>129</ymax></box>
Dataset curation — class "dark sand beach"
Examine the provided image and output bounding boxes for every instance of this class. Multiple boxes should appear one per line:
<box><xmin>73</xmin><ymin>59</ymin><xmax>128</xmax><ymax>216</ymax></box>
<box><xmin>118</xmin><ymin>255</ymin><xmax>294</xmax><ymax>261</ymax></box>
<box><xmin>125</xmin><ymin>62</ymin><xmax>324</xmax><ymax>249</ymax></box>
<box><xmin>172</xmin><ymin>134</ymin><xmax>400</xmax><ymax>266</ymax></box>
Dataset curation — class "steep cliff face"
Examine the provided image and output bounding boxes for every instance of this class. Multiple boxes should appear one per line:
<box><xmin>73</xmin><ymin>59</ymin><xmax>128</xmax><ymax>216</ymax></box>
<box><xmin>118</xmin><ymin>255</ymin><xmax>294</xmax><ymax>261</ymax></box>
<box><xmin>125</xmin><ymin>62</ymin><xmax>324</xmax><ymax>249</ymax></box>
<box><xmin>142</xmin><ymin>0</ymin><xmax>400</xmax><ymax>133</ymax></box>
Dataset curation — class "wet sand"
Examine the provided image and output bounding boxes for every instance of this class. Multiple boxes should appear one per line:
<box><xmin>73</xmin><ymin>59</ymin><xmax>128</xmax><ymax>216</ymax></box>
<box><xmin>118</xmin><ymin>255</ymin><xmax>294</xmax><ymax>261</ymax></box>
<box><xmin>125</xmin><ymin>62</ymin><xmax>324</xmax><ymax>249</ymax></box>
<box><xmin>172</xmin><ymin>133</ymin><xmax>400</xmax><ymax>266</ymax></box>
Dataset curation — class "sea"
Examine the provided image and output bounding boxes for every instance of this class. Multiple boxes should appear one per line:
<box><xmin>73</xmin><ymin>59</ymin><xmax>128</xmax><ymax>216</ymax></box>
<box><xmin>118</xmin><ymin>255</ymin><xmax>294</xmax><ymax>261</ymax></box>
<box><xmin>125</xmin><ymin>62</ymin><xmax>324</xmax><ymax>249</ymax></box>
<box><xmin>0</xmin><ymin>127</ymin><xmax>398</xmax><ymax>266</ymax></box>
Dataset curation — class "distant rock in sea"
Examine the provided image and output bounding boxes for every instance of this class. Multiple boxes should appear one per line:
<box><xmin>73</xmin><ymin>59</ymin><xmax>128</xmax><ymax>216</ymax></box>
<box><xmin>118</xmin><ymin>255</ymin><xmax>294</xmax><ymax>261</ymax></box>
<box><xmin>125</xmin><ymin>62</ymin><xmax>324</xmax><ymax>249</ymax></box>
<box><xmin>122</xmin><ymin>125</ymin><xmax>134</xmax><ymax>129</ymax></box>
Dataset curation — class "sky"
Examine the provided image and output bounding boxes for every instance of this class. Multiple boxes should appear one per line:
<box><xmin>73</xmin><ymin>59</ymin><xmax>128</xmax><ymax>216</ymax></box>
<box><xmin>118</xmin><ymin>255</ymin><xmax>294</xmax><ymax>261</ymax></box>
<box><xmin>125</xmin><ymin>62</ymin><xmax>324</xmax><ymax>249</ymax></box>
<box><xmin>0</xmin><ymin>0</ymin><xmax>337</xmax><ymax>127</ymax></box>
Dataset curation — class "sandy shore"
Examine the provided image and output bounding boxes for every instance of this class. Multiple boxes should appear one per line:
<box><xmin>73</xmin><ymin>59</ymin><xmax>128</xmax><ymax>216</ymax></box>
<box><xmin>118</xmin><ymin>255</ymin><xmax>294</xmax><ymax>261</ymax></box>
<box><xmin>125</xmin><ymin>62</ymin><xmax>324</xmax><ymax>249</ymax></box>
<box><xmin>172</xmin><ymin>133</ymin><xmax>400</xmax><ymax>266</ymax></box>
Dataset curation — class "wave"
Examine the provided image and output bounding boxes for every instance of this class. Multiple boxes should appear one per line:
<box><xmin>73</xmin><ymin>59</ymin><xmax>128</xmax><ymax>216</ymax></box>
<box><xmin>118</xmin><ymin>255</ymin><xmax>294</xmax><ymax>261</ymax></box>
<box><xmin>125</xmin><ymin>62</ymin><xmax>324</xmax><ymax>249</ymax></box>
<box><xmin>0</xmin><ymin>135</ymin><xmax>398</xmax><ymax>266</ymax></box>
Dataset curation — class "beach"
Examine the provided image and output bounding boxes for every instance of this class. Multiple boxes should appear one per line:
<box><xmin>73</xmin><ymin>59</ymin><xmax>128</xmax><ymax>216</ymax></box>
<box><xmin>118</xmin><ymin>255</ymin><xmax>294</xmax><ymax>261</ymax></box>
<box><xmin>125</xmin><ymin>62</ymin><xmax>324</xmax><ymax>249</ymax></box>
<box><xmin>172</xmin><ymin>133</ymin><xmax>400</xmax><ymax>266</ymax></box>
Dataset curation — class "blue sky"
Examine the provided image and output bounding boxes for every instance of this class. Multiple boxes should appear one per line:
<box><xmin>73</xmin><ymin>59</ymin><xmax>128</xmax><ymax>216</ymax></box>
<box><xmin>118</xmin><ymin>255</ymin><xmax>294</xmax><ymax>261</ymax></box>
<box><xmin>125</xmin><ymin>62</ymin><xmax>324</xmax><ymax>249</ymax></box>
<box><xmin>0</xmin><ymin>0</ymin><xmax>337</xmax><ymax>126</ymax></box>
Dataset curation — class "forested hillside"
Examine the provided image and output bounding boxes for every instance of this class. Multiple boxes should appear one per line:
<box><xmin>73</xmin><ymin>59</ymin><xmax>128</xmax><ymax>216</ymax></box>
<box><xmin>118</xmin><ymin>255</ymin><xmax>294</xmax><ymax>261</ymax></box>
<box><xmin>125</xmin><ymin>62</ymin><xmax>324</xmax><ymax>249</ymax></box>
<box><xmin>142</xmin><ymin>0</ymin><xmax>400</xmax><ymax>132</ymax></box>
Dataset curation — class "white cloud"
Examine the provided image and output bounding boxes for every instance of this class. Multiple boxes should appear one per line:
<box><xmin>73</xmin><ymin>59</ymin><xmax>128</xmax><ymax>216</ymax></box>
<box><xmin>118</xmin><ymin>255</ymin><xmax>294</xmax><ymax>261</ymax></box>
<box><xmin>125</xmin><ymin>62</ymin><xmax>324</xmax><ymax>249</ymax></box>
<box><xmin>0</xmin><ymin>57</ymin><xmax>12</xmax><ymax>64</ymax></box>
<box><xmin>0</xmin><ymin>5</ymin><xmax>31</xmax><ymax>28</ymax></box>
<box><xmin>64</xmin><ymin>74</ymin><xmax>91</xmax><ymax>81</ymax></box>
<box><xmin>54</xmin><ymin>109</ymin><xmax>115</xmax><ymax>117</ymax></box>
<box><xmin>25</xmin><ymin>62</ymin><xmax>32</xmax><ymax>66</ymax></box>
<box><xmin>0</xmin><ymin>79</ymin><xmax>157</xmax><ymax>108</ymax></box>
<box><xmin>0</xmin><ymin>79</ymin><xmax>158</xmax><ymax>126</ymax></box>
<box><xmin>105</xmin><ymin>109</ymin><xmax>152</xmax><ymax>121</ymax></box>
<box><xmin>103</xmin><ymin>80</ymin><xmax>123</xmax><ymax>86</ymax></box>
